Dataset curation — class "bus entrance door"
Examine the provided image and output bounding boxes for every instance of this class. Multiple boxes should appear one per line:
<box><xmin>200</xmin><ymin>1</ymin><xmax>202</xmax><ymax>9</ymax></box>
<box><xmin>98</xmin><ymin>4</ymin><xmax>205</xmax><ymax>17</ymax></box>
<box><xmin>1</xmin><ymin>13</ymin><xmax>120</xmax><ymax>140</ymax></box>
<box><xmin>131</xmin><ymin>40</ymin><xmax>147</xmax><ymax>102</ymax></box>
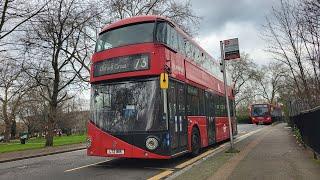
<box><xmin>168</xmin><ymin>80</ymin><xmax>188</xmax><ymax>155</ymax></box>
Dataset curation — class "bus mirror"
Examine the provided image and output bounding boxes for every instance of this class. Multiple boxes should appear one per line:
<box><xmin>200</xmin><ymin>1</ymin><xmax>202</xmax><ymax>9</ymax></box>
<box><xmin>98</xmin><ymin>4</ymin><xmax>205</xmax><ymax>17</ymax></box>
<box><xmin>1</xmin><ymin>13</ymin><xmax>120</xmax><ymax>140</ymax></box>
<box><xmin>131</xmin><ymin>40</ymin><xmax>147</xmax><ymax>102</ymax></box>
<box><xmin>160</xmin><ymin>73</ymin><xmax>169</xmax><ymax>89</ymax></box>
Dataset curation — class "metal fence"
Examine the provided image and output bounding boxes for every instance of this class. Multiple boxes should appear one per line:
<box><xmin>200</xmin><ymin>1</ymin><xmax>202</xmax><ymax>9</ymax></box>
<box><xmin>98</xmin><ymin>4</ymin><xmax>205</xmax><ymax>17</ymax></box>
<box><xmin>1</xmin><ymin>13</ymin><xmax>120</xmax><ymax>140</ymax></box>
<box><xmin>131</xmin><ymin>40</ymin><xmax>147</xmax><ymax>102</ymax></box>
<box><xmin>289</xmin><ymin>106</ymin><xmax>320</xmax><ymax>155</ymax></box>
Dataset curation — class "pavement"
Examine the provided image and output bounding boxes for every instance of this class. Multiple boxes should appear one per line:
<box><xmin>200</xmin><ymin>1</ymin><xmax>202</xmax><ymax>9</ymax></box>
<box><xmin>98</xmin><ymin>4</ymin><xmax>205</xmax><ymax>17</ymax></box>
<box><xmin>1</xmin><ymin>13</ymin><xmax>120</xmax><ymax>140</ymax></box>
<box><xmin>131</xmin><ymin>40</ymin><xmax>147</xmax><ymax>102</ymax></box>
<box><xmin>173</xmin><ymin>123</ymin><xmax>320</xmax><ymax>180</ymax></box>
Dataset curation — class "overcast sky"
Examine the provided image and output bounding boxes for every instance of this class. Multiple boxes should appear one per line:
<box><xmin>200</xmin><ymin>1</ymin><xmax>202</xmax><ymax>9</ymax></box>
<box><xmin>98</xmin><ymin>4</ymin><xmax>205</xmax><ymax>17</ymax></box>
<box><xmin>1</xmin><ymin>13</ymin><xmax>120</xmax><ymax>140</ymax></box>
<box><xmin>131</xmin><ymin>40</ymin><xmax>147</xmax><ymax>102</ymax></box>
<box><xmin>190</xmin><ymin>0</ymin><xmax>278</xmax><ymax>65</ymax></box>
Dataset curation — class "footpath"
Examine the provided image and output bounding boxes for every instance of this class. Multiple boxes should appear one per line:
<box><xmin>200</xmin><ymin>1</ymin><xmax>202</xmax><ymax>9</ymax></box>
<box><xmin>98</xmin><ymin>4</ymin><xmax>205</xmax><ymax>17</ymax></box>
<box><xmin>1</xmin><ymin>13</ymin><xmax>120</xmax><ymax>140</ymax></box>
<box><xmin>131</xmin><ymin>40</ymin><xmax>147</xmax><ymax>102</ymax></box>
<box><xmin>0</xmin><ymin>143</ymin><xmax>85</xmax><ymax>163</ymax></box>
<box><xmin>174</xmin><ymin>123</ymin><xmax>320</xmax><ymax>180</ymax></box>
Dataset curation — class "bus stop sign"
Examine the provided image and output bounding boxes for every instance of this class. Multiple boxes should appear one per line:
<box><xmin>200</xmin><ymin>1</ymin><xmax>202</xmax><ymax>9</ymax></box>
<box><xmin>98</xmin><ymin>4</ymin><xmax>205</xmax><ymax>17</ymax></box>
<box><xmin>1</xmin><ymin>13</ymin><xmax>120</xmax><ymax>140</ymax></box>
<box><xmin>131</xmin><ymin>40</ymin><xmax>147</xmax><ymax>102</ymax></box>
<box><xmin>223</xmin><ymin>38</ymin><xmax>240</xmax><ymax>60</ymax></box>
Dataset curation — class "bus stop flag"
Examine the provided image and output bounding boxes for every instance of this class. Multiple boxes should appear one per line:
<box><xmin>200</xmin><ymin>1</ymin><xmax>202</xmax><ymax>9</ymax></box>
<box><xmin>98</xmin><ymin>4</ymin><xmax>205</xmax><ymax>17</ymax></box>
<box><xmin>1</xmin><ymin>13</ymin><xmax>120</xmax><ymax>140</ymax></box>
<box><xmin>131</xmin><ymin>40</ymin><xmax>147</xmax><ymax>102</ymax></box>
<box><xmin>223</xmin><ymin>38</ymin><xmax>240</xmax><ymax>60</ymax></box>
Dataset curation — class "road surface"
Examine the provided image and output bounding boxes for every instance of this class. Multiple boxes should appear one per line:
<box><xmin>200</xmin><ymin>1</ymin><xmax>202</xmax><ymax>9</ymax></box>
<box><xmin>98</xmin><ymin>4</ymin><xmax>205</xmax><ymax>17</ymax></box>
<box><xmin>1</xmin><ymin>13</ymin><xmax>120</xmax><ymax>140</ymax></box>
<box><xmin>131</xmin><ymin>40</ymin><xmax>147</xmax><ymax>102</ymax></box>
<box><xmin>0</xmin><ymin>124</ymin><xmax>263</xmax><ymax>180</ymax></box>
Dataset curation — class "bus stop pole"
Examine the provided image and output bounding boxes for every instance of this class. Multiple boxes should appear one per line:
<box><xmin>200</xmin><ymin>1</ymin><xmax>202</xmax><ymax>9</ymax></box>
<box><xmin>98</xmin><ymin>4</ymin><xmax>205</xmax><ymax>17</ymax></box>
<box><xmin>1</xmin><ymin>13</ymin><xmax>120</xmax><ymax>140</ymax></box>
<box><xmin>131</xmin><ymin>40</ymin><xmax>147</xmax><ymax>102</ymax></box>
<box><xmin>220</xmin><ymin>41</ymin><xmax>235</xmax><ymax>150</ymax></box>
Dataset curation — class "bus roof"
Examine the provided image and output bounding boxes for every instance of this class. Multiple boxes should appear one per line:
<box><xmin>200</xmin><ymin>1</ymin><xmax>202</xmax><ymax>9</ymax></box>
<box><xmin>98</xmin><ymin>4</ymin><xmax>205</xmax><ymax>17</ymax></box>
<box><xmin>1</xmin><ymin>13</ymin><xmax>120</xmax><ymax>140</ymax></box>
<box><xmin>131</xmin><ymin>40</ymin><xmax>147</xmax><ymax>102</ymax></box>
<box><xmin>100</xmin><ymin>15</ymin><xmax>219</xmax><ymax>65</ymax></box>
<box><xmin>101</xmin><ymin>15</ymin><xmax>164</xmax><ymax>32</ymax></box>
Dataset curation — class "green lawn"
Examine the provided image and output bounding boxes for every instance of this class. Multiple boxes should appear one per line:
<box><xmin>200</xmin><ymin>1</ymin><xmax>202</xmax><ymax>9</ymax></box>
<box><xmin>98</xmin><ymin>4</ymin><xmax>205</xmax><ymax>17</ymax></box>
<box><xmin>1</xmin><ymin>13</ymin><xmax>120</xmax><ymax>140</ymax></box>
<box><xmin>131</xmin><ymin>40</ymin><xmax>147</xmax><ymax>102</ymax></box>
<box><xmin>0</xmin><ymin>134</ymin><xmax>87</xmax><ymax>154</ymax></box>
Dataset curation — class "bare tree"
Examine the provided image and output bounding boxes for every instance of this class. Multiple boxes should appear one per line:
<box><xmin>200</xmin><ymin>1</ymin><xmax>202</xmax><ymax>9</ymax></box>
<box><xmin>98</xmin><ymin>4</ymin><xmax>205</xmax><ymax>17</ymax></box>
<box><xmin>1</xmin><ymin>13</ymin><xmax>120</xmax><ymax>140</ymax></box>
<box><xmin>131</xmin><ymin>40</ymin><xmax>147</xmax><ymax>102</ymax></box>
<box><xmin>254</xmin><ymin>62</ymin><xmax>286</xmax><ymax>104</ymax></box>
<box><xmin>18</xmin><ymin>90</ymin><xmax>47</xmax><ymax>136</ymax></box>
<box><xmin>0</xmin><ymin>59</ymin><xmax>30</xmax><ymax>142</ymax></box>
<box><xmin>298</xmin><ymin>0</ymin><xmax>320</xmax><ymax>101</ymax></box>
<box><xmin>106</xmin><ymin>0</ymin><xmax>200</xmax><ymax>35</ymax></box>
<box><xmin>0</xmin><ymin>0</ymin><xmax>48</xmax><ymax>53</ymax></box>
<box><xmin>227</xmin><ymin>52</ymin><xmax>257</xmax><ymax>107</ymax></box>
<box><xmin>56</xmin><ymin>97</ymin><xmax>89</xmax><ymax>135</ymax></box>
<box><xmin>0</xmin><ymin>1</ymin><xmax>50</xmax><ymax>141</ymax></box>
<box><xmin>263</xmin><ymin>0</ymin><xmax>320</xmax><ymax>108</ymax></box>
<box><xmin>23</xmin><ymin>0</ymin><xmax>100</xmax><ymax>146</ymax></box>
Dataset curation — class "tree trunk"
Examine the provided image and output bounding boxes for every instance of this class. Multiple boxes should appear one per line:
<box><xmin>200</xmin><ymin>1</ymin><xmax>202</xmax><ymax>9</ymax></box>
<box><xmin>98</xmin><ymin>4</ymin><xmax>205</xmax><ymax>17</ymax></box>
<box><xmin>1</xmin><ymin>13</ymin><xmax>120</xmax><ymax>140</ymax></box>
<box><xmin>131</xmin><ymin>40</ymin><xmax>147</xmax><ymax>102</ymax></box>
<box><xmin>27</xmin><ymin>124</ymin><xmax>33</xmax><ymax>136</ymax></box>
<box><xmin>10</xmin><ymin>120</ymin><xmax>16</xmax><ymax>139</ymax></box>
<box><xmin>45</xmin><ymin>120</ymin><xmax>54</xmax><ymax>146</ymax></box>
<box><xmin>2</xmin><ymin>98</ymin><xmax>11</xmax><ymax>142</ymax></box>
<box><xmin>4</xmin><ymin>121</ymin><xmax>11</xmax><ymax>142</ymax></box>
<box><xmin>45</xmin><ymin>104</ymin><xmax>57</xmax><ymax>147</ymax></box>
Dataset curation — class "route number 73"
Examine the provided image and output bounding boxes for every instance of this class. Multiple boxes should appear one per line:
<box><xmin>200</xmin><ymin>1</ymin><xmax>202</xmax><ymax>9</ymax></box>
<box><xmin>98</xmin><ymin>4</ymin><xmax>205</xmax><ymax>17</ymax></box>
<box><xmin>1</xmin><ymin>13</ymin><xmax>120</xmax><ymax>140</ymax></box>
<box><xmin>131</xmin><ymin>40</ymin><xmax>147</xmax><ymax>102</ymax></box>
<box><xmin>134</xmin><ymin>57</ymin><xmax>148</xmax><ymax>70</ymax></box>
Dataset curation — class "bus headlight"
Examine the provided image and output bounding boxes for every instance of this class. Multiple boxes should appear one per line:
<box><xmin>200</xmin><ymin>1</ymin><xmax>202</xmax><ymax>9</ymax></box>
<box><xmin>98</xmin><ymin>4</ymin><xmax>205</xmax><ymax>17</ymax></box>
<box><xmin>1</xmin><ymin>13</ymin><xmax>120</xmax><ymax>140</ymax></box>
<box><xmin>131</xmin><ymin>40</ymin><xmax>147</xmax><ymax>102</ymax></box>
<box><xmin>145</xmin><ymin>137</ymin><xmax>159</xmax><ymax>151</ymax></box>
<box><xmin>86</xmin><ymin>137</ymin><xmax>92</xmax><ymax>148</ymax></box>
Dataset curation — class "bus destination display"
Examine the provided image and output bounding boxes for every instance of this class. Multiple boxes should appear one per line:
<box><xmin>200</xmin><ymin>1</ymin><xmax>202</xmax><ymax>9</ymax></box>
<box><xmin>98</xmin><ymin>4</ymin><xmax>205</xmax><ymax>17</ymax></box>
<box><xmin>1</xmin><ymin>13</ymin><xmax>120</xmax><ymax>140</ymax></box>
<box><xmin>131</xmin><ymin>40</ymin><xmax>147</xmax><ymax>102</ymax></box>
<box><xmin>94</xmin><ymin>53</ymin><xmax>149</xmax><ymax>76</ymax></box>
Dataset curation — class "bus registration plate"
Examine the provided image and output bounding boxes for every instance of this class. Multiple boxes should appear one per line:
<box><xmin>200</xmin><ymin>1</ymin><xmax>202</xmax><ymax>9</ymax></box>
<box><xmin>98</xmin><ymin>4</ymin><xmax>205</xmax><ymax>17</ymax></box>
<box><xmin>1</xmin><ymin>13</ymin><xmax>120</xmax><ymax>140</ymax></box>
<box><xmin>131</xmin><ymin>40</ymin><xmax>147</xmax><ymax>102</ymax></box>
<box><xmin>107</xmin><ymin>149</ymin><xmax>124</xmax><ymax>155</ymax></box>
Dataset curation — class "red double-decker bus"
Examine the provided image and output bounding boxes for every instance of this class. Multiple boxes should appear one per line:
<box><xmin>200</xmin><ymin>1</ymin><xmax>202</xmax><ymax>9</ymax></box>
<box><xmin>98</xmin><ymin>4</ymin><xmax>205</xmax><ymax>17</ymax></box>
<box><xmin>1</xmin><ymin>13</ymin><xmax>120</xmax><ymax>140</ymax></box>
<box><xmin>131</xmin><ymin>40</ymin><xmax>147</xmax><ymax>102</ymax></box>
<box><xmin>87</xmin><ymin>15</ymin><xmax>237</xmax><ymax>159</ymax></box>
<box><xmin>250</xmin><ymin>103</ymin><xmax>282</xmax><ymax>125</ymax></box>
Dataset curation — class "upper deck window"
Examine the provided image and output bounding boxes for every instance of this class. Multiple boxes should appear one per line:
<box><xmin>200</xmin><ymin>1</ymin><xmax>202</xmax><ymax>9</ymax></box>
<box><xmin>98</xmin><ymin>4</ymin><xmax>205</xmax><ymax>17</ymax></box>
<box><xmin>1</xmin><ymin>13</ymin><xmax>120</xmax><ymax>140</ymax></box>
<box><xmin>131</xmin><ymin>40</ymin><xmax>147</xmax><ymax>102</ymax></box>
<box><xmin>95</xmin><ymin>22</ymin><xmax>155</xmax><ymax>52</ymax></box>
<box><xmin>155</xmin><ymin>22</ymin><xmax>228</xmax><ymax>84</ymax></box>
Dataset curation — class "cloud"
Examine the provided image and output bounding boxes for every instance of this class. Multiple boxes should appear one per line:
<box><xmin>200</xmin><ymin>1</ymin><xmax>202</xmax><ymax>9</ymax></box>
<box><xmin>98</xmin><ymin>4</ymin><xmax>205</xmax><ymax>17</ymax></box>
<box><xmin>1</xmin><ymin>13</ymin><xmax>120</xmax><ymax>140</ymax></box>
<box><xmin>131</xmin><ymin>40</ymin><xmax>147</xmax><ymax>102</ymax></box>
<box><xmin>192</xmin><ymin>0</ymin><xmax>276</xmax><ymax>33</ymax></box>
<box><xmin>190</xmin><ymin>0</ymin><xmax>278</xmax><ymax>65</ymax></box>
<box><xmin>195</xmin><ymin>21</ymin><xmax>272</xmax><ymax>64</ymax></box>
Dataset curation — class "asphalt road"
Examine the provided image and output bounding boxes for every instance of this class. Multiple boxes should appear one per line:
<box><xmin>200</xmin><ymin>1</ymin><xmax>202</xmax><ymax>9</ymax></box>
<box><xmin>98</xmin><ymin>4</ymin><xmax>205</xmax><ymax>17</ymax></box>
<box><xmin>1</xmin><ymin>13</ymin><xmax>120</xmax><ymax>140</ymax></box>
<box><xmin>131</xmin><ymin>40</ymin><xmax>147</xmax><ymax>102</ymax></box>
<box><xmin>0</xmin><ymin>124</ymin><xmax>264</xmax><ymax>180</ymax></box>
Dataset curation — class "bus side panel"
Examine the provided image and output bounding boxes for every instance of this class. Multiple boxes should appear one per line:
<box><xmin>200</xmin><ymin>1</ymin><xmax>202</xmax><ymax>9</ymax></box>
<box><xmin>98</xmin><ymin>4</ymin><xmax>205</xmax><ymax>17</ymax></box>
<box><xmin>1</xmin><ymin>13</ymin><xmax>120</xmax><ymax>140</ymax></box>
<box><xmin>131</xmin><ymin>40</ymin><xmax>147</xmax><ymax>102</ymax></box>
<box><xmin>185</xmin><ymin>60</ymin><xmax>226</xmax><ymax>96</ymax></box>
<box><xmin>187</xmin><ymin>116</ymin><xmax>209</xmax><ymax>149</ymax></box>
<box><xmin>215</xmin><ymin>117</ymin><xmax>230</xmax><ymax>142</ymax></box>
<box><xmin>165</xmin><ymin>47</ymin><xmax>186</xmax><ymax>81</ymax></box>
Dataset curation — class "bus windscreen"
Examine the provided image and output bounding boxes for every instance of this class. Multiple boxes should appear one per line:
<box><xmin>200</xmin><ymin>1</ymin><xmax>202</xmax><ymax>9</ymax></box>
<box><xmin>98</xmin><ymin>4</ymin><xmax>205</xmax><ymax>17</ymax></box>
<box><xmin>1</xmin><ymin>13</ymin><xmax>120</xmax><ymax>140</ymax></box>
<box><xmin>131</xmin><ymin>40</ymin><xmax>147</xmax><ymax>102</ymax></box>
<box><xmin>90</xmin><ymin>79</ymin><xmax>166</xmax><ymax>133</ymax></box>
<box><xmin>252</xmin><ymin>105</ymin><xmax>269</xmax><ymax>117</ymax></box>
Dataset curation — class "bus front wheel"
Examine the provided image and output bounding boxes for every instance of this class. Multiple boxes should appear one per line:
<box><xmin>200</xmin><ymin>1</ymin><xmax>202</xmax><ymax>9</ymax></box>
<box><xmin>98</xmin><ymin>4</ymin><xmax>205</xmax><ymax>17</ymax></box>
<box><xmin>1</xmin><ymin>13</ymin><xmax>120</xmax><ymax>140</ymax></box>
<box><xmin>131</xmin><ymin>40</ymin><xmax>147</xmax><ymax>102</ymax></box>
<box><xmin>191</xmin><ymin>127</ymin><xmax>201</xmax><ymax>156</ymax></box>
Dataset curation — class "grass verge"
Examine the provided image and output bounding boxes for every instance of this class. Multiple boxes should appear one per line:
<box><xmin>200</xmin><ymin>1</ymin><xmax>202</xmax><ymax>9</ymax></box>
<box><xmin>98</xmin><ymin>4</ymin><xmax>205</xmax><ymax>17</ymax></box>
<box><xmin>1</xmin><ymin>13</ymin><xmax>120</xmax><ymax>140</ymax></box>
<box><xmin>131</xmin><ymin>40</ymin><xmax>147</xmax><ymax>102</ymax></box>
<box><xmin>0</xmin><ymin>134</ymin><xmax>86</xmax><ymax>154</ymax></box>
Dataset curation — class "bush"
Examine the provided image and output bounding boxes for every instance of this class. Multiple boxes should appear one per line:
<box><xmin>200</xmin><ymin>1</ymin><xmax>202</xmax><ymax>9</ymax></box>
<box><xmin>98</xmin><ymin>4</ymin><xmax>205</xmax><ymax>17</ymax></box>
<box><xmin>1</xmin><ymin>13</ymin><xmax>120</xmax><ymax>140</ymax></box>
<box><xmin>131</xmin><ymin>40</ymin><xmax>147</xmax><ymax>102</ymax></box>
<box><xmin>293</xmin><ymin>125</ymin><xmax>303</xmax><ymax>145</ymax></box>
<box><xmin>237</xmin><ymin>115</ymin><xmax>252</xmax><ymax>124</ymax></box>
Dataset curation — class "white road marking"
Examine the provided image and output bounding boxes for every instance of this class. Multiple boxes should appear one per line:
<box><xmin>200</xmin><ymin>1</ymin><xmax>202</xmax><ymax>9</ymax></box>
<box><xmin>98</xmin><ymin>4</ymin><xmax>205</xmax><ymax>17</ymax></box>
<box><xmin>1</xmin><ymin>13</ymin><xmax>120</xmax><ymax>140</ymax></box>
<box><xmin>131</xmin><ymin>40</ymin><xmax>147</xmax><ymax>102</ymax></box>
<box><xmin>17</xmin><ymin>166</ymin><xmax>27</xmax><ymax>169</ymax></box>
<box><xmin>64</xmin><ymin>159</ymin><xmax>112</xmax><ymax>172</ymax></box>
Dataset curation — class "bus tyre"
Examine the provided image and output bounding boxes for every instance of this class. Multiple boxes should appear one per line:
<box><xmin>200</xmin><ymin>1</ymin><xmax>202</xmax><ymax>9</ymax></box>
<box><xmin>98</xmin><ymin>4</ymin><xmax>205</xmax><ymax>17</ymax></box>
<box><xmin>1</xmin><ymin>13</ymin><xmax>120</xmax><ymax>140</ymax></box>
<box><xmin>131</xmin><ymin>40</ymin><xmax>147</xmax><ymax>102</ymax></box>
<box><xmin>191</xmin><ymin>127</ymin><xmax>201</xmax><ymax>156</ymax></box>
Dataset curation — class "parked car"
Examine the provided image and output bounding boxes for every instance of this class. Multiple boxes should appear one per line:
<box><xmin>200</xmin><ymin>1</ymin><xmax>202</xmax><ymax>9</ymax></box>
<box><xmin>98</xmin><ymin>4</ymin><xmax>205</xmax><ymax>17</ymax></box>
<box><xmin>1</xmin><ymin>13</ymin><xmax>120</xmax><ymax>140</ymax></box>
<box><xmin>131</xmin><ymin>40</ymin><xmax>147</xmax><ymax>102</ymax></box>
<box><xmin>0</xmin><ymin>135</ymin><xmax>4</xmax><ymax>142</ymax></box>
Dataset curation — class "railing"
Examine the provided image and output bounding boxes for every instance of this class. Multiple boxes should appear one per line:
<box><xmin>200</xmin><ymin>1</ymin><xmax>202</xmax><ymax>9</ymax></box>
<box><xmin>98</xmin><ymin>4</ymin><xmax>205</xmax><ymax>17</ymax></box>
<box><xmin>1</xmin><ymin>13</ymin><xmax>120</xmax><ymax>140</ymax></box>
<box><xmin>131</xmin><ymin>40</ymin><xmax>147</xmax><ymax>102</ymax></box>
<box><xmin>289</xmin><ymin>106</ymin><xmax>320</xmax><ymax>155</ymax></box>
